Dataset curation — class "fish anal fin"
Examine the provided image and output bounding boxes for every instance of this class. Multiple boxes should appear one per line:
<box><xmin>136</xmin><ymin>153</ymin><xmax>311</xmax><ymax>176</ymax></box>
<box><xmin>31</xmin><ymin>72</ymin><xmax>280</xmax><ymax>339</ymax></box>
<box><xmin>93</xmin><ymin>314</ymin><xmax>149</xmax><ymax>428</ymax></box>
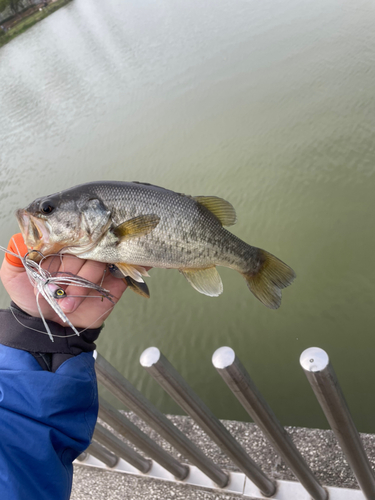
<box><xmin>116</xmin><ymin>263</ymin><xmax>150</xmax><ymax>282</ymax></box>
<box><xmin>193</xmin><ymin>196</ymin><xmax>237</xmax><ymax>226</ymax></box>
<box><xmin>113</xmin><ymin>214</ymin><xmax>160</xmax><ymax>241</ymax></box>
<box><xmin>124</xmin><ymin>276</ymin><xmax>150</xmax><ymax>298</ymax></box>
<box><xmin>180</xmin><ymin>266</ymin><xmax>223</xmax><ymax>297</ymax></box>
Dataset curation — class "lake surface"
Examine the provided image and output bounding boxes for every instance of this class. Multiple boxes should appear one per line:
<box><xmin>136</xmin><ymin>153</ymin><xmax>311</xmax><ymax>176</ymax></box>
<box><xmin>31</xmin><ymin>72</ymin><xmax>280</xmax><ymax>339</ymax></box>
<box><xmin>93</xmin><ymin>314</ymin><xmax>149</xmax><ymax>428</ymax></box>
<box><xmin>1</xmin><ymin>0</ymin><xmax>375</xmax><ymax>431</ymax></box>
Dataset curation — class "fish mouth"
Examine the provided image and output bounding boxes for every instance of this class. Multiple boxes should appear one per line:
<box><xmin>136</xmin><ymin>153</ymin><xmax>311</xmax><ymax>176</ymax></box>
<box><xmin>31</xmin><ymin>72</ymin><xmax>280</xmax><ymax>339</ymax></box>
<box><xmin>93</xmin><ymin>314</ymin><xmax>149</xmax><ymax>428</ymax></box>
<box><xmin>16</xmin><ymin>210</ymin><xmax>50</xmax><ymax>253</ymax></box>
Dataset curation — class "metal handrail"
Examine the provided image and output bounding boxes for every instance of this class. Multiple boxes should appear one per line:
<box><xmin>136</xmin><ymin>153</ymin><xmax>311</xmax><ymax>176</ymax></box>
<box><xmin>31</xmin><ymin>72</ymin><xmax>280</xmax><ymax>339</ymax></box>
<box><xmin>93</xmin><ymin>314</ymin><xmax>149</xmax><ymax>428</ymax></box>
<box><xmin>212</xmin><ymin>346</ymin><xmax>328</xmax><ymax>500</ymax></box>
<box><xmin>77</xmin><ymin>346</ymin><xmax>375</xmax><ymax>500</ymax></box>
<box><xmin>93</xmin><ymin>423</ymin><xmax>151</xmax><ymax>473</ymax></box>
<box><xmin>140</xmin><ymin>346</ymin><xmax>276</xmax><ymax>497</ymax></box>
<box><xmin>84</xmin><ymin>440</ymin><xmax>118</xmax><ymax>468</ymax></box>
<box><xmin>300</xmin><ymin>347</ymin><xmax>375</xmax><ymax>500</ymax></box>
<box><xmin>99</xmin><ymin>396</ymin><xmax>189</xmax><ymax>480</ymax></box>
<box><xmin>95</xmin><ymin>353</ymin><xmax>229</xmax><ymax>487</ymax></box>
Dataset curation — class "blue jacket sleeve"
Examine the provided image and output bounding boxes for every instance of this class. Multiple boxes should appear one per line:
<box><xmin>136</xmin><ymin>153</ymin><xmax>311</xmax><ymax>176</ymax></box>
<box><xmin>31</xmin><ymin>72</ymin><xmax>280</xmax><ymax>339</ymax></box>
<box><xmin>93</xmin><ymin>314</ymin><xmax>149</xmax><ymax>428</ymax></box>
<box><xmin>0</xmin><ymin>343</ymin><xmax>98</xmax><ymax>500</ymax></box>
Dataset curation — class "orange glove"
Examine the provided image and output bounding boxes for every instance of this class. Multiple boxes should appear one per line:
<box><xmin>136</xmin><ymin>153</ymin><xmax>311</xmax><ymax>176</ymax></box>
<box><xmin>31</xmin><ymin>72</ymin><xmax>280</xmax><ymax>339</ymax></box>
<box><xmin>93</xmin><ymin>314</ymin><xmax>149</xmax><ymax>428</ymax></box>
<box><xmin>5</xmin><ymin>233</ymin><xmax>28</xmax><ymax>268</ymax></box>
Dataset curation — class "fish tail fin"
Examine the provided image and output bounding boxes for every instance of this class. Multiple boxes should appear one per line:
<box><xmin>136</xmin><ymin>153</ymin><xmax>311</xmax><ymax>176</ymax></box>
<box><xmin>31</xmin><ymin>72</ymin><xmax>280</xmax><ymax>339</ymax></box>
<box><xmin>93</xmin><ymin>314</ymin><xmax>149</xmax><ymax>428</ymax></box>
<box><xmin>242</xmin><ymin>249</ymin><xmax>296</xmax><ymax>309</ymax></box>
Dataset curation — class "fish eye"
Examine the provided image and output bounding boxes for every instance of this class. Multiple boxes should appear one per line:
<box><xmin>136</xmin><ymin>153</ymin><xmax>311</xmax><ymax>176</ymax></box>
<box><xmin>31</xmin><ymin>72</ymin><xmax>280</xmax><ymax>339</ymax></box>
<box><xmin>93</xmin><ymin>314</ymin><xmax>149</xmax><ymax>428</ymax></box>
<box><xmin>54</xmin><ymin>288</ymin><xmax>66</xmax><ymax>298</ymax></box>
<box><xmin>40</xmin><ymin>200</ymin><xmax>55</xmax><ymax>215</ymax></box>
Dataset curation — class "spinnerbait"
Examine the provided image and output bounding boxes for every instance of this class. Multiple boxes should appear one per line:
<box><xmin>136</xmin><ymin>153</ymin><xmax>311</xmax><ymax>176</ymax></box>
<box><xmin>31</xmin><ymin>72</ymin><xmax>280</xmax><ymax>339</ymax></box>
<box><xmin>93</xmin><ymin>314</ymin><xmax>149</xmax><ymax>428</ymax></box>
<box><xmin>0</xmin><ymin>241</ymin><xmax>114</xmax><ymax>342</ymax></box>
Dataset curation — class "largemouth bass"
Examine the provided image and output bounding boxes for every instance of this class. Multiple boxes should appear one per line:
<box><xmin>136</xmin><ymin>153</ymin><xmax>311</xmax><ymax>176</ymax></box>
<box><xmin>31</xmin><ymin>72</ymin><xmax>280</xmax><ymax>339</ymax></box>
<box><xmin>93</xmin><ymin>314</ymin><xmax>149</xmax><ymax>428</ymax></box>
<box><xmin>16</xmin><ymin>181</ymin><xmax>296</xmax><ymax>308</ymax></box>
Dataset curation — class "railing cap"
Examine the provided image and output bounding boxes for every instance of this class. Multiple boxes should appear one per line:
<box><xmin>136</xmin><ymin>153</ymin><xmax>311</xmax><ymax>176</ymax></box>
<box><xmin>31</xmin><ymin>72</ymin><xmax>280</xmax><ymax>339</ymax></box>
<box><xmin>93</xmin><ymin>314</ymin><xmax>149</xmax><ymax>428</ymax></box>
<box><xmin>140</xmin><ymin>347</ymin><xmax>161</xmax><ymax>367</ymax></box>
<box><xmin>212</xmin><ymin>347</ymin><xmax>235</xmax><ymax>369</ymax></box>
<box><xmin>300</xmin><ymin>347</ymin><xmax>329</xmax><ymax>372</ymax></box>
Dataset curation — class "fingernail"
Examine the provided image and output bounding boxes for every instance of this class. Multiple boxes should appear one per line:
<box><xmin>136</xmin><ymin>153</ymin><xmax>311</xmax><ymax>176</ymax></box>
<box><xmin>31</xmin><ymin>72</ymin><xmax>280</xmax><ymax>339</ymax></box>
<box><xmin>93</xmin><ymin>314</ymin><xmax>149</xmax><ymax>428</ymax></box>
<box><xmin>60</xmin><ymin>297</ymin><xmax>76</xmax><ymax>313</ymax></box>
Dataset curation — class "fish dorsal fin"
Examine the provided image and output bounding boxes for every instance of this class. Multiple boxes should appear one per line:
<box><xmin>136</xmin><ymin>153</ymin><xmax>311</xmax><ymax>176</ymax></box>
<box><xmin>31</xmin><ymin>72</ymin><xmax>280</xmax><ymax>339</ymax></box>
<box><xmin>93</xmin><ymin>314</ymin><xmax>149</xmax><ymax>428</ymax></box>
<box><xmin>193</xmin><ymin>196</ymin><xmax>237</xmax><ymax>226</ymax></box>
<box><xmin>180</xmin><ymin>267</ymin><xmax>223</xmax><ymax>297</ymax></box>
<box><xmin>113</xmin><ymin>214</ymin><xmax>160</xmax><ymax>240</ymax></box>
<box><xmin>116</xmin><ymin>263</ymin><xmax>150</xmax><ymax>282</ymax></box>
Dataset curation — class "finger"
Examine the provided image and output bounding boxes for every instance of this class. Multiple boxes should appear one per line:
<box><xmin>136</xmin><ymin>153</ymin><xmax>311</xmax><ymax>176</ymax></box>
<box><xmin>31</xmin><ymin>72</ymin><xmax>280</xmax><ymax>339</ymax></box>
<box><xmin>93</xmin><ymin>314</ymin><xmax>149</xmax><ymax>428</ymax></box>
<box><xmin>100</xmin><ymin>272</ymin><xmax>128</xmax><ymax>301</ymax></box>
<box><xmin>37</xmin><ymin>255</ymin><xmax>86</xmax><ymax>307</ymax></box>
<box><xmin>61</xmin><ymin>260</ymin><xmax>107</xmax><ymax>313</ymax></box>
<box><xmin>41</xmin><ymin>254</ymin><xmax>86</xmax><ymax>277</ymax></box>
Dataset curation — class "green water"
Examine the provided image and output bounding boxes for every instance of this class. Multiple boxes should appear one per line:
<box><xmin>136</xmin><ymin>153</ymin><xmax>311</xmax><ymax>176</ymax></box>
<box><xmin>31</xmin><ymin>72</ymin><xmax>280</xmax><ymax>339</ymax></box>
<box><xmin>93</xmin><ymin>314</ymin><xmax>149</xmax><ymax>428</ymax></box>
<box><xmin>1</xmin><ymin>0</ymin><xmax>375</xmax><ymax>431</ymax></box>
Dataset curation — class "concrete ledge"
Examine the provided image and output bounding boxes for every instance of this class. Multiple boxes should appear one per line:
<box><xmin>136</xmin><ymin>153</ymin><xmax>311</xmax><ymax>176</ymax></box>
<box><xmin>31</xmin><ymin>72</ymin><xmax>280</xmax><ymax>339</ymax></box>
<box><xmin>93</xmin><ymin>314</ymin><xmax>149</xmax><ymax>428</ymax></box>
<box><xmin>71</xmin><ymin>413</ymin><xmax>375</xmax><ymax>499</ymax></box>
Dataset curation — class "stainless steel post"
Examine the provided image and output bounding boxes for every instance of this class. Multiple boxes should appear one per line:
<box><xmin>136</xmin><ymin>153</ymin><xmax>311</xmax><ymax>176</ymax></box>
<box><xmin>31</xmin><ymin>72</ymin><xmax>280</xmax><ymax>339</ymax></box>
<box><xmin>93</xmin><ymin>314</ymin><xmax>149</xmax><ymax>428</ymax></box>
<box><xmin>212</xmin><ymin>347</ymin><xmax>328</xmax><ymax>500</ymax></box>
<box><xmin>99</xmin><ymin>397</ymin><xmax>189</xmax><ymax>480</ymax></box>
<box><xmin>93</xmin><ymin>423</ymin><xmax>152</xmax><ymax>473</ymax></box>
<box><xmin>95</xmin><ymin>353</ymin><xmax>229</xmax><ymax>487</ymax></box>
<box><xmin>76</xmin><ymin>452</ymin><xmax>87</xmax><ymax>462</ymax></box>
<box><xmin>140</xmin><ymin>347</ymin><xmax>276</xmax><ymax>497</ymax></box>
<box><xmin>86</xmin><ymin>440</ymin><xmax>119</xmax><ymax>468</ymax></box>
<box><xmin>300</xmin><ymin>347</ymin><xmax>375</xmax><ymax>499</ymax></box>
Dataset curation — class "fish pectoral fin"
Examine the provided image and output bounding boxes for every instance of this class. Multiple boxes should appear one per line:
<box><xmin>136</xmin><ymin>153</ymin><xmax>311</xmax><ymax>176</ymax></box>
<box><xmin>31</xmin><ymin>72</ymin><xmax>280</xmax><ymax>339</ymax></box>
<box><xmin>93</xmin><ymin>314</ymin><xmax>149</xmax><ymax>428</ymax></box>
<box><xmin>193</xmin><ymin>196</ymin><xmax>237</xmax><ymax>226</ymax></box>
<box><xmin>113</xmin><ymin>214</ymin><xmax>160</xmax><ymax>241</ymax></box>
<box><xmin>180</xmin><ymin>267</ymin><xmax>223</xmax><ymax>297</ymax></box>
<box><xmin>116</xmin><ymin>263</ymin><xmax>150</xmax><ymax>282</ymax></box>
<box><xmin>124</xmin><ymin>276</ymin><xmax>150</xmax><ymax>299</ymax></box>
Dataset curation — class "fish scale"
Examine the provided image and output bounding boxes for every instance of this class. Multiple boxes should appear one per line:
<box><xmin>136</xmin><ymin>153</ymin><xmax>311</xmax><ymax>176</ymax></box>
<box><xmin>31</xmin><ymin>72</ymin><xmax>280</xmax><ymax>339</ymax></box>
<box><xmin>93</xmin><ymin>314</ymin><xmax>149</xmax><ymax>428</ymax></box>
<box><xmin>83</xmin><ymin>183</ymin><xmax>227</xmax><ymax>268</ymax></box>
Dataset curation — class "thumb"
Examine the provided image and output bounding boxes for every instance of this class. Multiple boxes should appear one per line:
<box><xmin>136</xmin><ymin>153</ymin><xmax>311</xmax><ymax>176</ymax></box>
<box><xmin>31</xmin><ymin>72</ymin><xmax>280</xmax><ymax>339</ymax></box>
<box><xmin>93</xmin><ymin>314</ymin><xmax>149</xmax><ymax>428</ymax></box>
<box><xmin>60</xmin><ymin>296</ymin><xmax>78</xmax><ymax>314</ymax></box>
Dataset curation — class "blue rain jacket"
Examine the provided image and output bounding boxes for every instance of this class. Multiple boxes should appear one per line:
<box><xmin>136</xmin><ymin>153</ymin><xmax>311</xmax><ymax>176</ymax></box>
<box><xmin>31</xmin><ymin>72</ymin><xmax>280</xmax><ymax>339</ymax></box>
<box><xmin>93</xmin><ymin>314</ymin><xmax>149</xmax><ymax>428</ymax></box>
<box><xmin>0</xmin><ymin>345</ymin><xmax>98</xmax><ymax>500</ymax></box>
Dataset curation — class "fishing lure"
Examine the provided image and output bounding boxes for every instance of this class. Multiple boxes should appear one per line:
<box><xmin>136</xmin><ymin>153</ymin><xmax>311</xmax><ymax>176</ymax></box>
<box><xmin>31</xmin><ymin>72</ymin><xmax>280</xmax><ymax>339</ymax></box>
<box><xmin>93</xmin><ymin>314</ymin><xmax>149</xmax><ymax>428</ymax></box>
<box><xmin>0</xmin><ymin>241</ymin><xmax>114</xmax><ymax>342</ymax></box>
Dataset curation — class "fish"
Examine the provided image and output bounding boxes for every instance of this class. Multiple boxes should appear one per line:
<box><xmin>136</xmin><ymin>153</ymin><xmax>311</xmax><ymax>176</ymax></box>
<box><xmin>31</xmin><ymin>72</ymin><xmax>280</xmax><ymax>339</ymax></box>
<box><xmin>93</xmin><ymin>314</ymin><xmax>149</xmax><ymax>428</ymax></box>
<box><xmin>16</xmin><ymin>181</ymin><xmax>296</xmax><ymax>309</ymax></box>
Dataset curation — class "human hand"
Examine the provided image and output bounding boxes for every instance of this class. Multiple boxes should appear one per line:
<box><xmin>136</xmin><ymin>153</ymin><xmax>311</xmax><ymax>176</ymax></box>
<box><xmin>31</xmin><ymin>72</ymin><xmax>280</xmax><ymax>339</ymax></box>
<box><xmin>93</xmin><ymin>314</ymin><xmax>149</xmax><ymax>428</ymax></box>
<box><xmin>0</xmin><ymin>234</ymin><xmax>129</xmax><ymax>329</ymax></box>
